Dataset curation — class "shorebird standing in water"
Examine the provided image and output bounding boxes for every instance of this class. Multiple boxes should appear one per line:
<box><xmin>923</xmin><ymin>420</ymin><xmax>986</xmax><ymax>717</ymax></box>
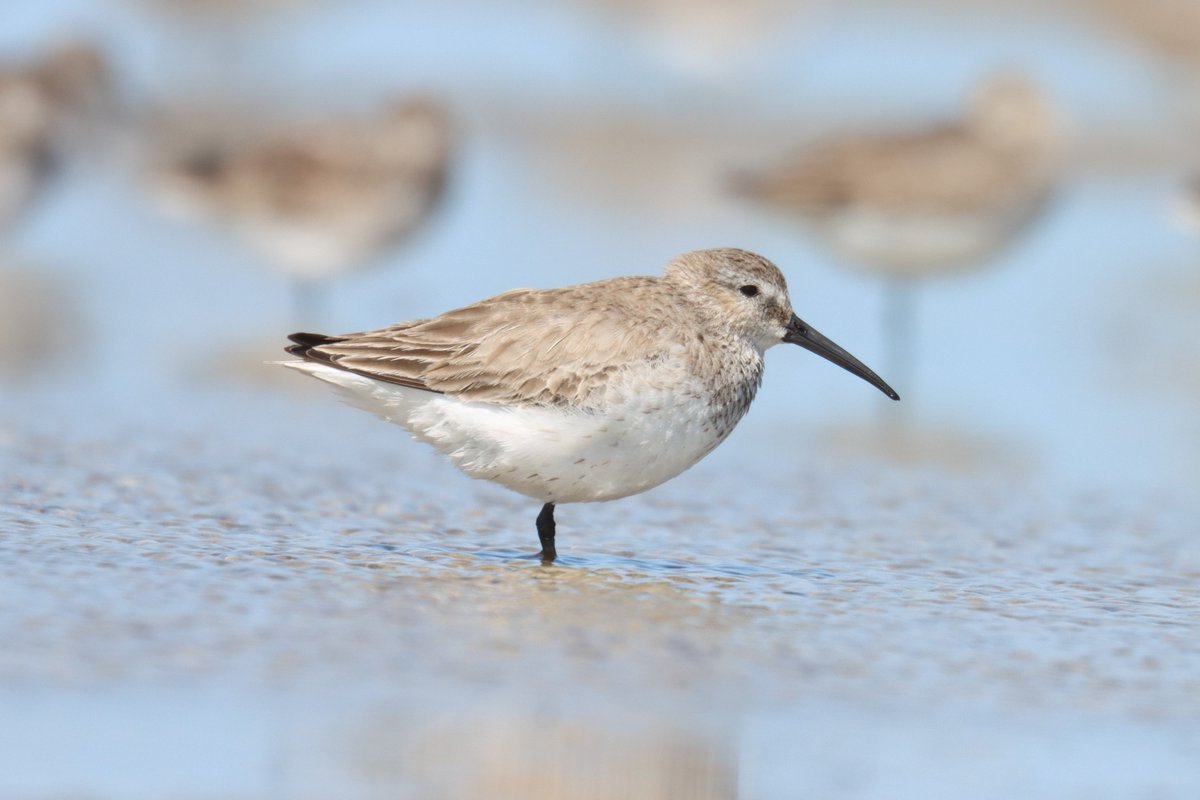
<box><xmin>0</xmin><ymin>43</ymin><xmax>110</xmax><ymax>236</ymax></box>
<box><xmin>151</xmin><ymin>97</ymin><xmax>452</xmax><ymax>326</ymax></box>
<box><xmin>737</xmin><ymin>74</ymin><xmax>1061</xmax><ymax>396</ymax></box>
<box><xmin>280</xmin><ymin>248</ymin><xmax>897</xmax><ymax>561</ymax></box>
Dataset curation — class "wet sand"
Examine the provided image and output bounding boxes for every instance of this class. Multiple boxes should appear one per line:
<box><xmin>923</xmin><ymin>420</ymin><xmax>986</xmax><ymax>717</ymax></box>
<box><xmin>2</xmin><ymin>388</ymin><xmax>1198</xmax><ymax>798</ymax></box>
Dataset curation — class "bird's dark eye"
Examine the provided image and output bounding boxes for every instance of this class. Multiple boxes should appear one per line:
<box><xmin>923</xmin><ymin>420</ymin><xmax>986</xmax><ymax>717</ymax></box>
<box><xmin>739</xmin><ymin>285</ymin><xmax>759</xmax><ymax>297</ymax></box>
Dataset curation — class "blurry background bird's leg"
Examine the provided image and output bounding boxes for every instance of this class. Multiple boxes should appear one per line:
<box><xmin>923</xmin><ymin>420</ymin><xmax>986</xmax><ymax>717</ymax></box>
<box><xmin>290</xmin><ymin>276</ymin><xmax>324</xmax><ymax>330</ymax></box>
<box><xmin>881</xmin><ymin>275</ymin><xmax>917</xmax><ymax>428</ymax></box>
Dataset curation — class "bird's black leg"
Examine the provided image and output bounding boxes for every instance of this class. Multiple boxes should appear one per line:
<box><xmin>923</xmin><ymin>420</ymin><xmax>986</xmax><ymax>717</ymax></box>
<box><xmin>536</xmin><ymin>502</ymin><xmax>557</xmax><ymax>562</ymax></box>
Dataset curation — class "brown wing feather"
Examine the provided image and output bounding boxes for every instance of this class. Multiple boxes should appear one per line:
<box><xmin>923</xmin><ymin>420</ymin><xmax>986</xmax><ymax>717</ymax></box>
<box><xmin>288</xmin><ymin>276</ymin><xmax>686</xmax><ymax>406</ymax></box>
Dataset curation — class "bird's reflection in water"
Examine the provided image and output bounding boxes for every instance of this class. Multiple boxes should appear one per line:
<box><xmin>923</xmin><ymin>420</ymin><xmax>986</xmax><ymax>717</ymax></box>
<box><xmin>345</xmin><ymin>709</ymin><xmax>737</xmax><ymax>800</ymax></box>
<box><xmin>0</xmin><ymin>266</ymin><xmax>85</xmax><ymax>380</ymax></box>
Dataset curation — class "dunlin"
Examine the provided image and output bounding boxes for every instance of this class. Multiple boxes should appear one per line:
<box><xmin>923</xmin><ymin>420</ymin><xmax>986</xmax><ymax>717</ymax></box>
<box><xmin>738</xmin><ymin>73</ymin><xmax>1059</xmax><ymax>277</ymax></box>
<box><xmin>152</xmin><ymin>97</ymin><xmax>452</xmax><ymax>323</ymax></box>
<box><xmin>281</xmin><ymin>248</ymin><xmax>897</xmax><ymax>561</ymax></box>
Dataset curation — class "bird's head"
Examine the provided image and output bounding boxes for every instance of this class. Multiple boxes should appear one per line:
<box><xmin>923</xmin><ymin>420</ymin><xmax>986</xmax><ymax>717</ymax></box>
<box><xmin>665</xmin><ymin>248</ymin><xmax>899</xmax><ymax>400</ymax></box>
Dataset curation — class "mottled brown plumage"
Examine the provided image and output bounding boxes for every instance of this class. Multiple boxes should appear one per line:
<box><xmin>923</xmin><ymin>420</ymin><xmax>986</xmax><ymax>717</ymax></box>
<box><xmin>282</xmin><ymin>248</ymin><xmax>896</xmax><ymax>558</ymax></box>
<box><xmin>287</xmin><ymin>249</ymin><xmax>792</xmax><ymax>408</ymax></box>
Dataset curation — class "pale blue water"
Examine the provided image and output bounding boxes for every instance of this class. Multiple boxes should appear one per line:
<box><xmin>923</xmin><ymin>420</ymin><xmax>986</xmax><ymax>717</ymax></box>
<box><xmin>2</xmin><ymin>2</ymin><xmax>1199</xmax><ymax>798</ymax></box>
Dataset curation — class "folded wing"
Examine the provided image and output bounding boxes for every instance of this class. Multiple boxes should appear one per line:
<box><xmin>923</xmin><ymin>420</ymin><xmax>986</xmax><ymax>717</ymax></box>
<box><xmin>286</xmin><ymin>277</ymin><xmax>679</xmax><ymax>407</ymax></box>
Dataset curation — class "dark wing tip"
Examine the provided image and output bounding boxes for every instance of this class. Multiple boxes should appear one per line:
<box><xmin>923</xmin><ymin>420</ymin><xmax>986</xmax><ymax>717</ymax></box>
<box><xmin>285</xmin><ymin>331</ymin><xmax>344</xmax><ymax>360</ymax></box>
<box><xmin>288</xmin><ymin>331</ymin><xmax>334</xmax><ymax>347</ymax></box>
<box><xmin>283</xmin><ymin>329</ymin><xmax>441</xmax><ymax>394</ymax></box>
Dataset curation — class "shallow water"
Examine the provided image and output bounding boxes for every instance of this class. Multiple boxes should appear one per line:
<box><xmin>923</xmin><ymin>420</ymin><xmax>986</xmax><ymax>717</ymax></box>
<box><xmin>3</xmin><ymin>390</ymin><xmax>1199</xmax><ymax>798</ymax></box>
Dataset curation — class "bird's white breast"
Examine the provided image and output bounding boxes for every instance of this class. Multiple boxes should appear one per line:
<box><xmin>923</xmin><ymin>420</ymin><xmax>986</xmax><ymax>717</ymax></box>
<box><xmin>811</xmin><ymin>207</ymin><xmax>1025</xmax><ymax>276</ymax></box>
<box><xmin>286</xmin><ymin>353</ymin><xmax>757</xmax><ymax>503</ymax></box>
<box><xmin>239</xmin><ymin>217</ymin><xmax>383</xmax><ymax>279</ymax></box>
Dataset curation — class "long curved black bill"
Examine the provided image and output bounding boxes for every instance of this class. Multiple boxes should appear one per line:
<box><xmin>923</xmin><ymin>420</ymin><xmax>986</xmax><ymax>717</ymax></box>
<box><xmin>784</xmin><ymin>314</ymin><xmax>899</xmax><ymax>400</ymax></box>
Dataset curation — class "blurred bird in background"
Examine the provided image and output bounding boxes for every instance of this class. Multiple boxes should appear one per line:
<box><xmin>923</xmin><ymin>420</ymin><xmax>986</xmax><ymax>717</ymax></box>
<box><xmin>148</xmin><ymin>97</ymin><xmax>453</xmax><ymax>327</ymax></box>
<box><xmin>735</xmin><ymin>73</ymin><xmax>1062</xmax><ymax>405</ymax></box>
<box><xmin>0</xmin><ymin>42</ymin><xmax>110</xmax><ymax>236</ymax></box>
<box><xmin>0</xmin><ymin>42</ymin><xmax>110</xmax><ymax>380</ymax></box>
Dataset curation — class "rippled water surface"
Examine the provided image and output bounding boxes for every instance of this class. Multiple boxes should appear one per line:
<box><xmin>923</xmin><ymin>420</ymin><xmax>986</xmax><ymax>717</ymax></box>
<box><xmin>3</xmin><ymin>390</ymin><xmax>1199</xmax><ymax>798</ymax></box>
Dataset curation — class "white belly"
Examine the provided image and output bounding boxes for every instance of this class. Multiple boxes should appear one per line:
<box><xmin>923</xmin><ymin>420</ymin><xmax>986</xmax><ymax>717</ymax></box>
<box><xmin>810</xmin><ymin>206</ymin><xmax>1033</xmax><ymax>277</ymax></box>
<box><xmin>237</xmin><ymin>187</ymin><xmax>426</xmax><ymax>280</ymax></box>
<box><xmin>238</xmin><ymin>218</ymin><xmax>381</xmax><ymax>280</ymax></box>
<box><xmin>284</xmin><ymin>360</ymin><xmax>745</xmax><ymax>503</ymax></box>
